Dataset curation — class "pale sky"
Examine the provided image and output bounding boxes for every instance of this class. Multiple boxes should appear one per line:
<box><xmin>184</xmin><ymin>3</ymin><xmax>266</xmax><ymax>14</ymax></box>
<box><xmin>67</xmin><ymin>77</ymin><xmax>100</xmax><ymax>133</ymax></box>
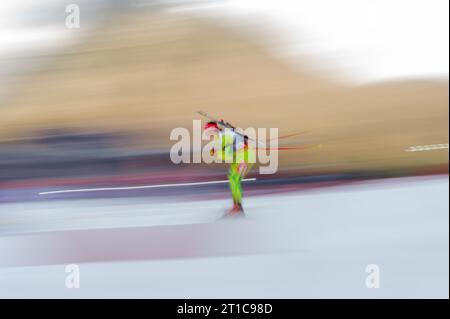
<box><xmin>0</xmin><ymin>0</ymin><xmax>449</xmax><ymax>83</ymax></box>
<box><xmin>171</xmin><ymin>0</ymin><xmax>450</xmax><ymax>83</ymax></box>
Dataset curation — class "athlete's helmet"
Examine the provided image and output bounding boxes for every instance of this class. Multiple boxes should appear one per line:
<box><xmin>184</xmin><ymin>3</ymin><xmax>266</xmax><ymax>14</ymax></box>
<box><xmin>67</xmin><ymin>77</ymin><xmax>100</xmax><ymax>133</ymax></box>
<box><xmin>204</xmin><ymin>121</ymin><xmax>219</xmax><ymax>131</ymax></box>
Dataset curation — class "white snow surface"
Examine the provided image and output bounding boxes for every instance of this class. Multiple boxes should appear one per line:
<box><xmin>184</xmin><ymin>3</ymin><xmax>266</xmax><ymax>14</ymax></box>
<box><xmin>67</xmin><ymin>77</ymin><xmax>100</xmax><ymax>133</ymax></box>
<box><xmin>0</xmin><ymin>176</ymin><xmax>448</xmax><ymax>298</ymax></box>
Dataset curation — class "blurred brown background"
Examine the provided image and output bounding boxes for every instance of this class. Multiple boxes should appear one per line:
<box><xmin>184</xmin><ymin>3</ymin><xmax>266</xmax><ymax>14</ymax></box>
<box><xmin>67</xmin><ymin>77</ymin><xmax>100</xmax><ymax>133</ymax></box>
<box><xmin>0</xmin><ymin>10</ymin><xmax>448</xmax><ymax>176</ymax></box>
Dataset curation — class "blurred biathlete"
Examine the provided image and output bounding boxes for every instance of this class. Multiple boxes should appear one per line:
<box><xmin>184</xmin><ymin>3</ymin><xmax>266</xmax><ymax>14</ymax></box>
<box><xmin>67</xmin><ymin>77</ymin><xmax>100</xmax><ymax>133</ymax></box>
<box><xmin>203</xmin><ymin>121</ymin><xmax>255</xmax><ymax>217</ymax></box>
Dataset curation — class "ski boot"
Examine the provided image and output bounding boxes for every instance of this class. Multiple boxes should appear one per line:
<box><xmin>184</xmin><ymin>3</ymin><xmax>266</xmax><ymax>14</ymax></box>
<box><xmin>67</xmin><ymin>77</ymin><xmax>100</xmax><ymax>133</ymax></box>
<box><xmin>224</xmin><ymin>202</ymin><xmax>245</xmax><ymax>218</ymax></box>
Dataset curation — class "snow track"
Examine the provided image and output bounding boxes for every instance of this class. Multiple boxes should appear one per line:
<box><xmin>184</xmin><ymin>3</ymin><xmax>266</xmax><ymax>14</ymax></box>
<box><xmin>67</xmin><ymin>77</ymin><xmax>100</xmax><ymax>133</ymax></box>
<box><xmin>0</xmin><ymin>176</ymin><xmax>448</xmax><ymax>298</ymax></box>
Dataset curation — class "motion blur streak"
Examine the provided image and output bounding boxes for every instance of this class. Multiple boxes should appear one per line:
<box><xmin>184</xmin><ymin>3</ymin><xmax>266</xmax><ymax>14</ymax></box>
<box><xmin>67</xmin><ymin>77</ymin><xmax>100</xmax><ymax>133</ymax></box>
<box><xmin>38</xmin><ymin>178</ymin><xmax>257</xmax><ymax>195</ymax></box>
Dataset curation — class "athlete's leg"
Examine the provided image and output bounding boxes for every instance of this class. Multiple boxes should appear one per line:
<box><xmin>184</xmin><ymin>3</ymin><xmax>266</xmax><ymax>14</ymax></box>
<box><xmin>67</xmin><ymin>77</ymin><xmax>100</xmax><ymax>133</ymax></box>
<box><xmin>227</xmin><ymin>161</ymin><xmax>253</xmax><ymax>212</ymax></box>
<box><xmin>226</xmin><ymin>147</ymin><xmax>254</xmax><ymax>215</ymax></box>
<box><xmin>228</xmin><ymin>163</ymin><xmax>242</xmax><ymax>206</ymax></box>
